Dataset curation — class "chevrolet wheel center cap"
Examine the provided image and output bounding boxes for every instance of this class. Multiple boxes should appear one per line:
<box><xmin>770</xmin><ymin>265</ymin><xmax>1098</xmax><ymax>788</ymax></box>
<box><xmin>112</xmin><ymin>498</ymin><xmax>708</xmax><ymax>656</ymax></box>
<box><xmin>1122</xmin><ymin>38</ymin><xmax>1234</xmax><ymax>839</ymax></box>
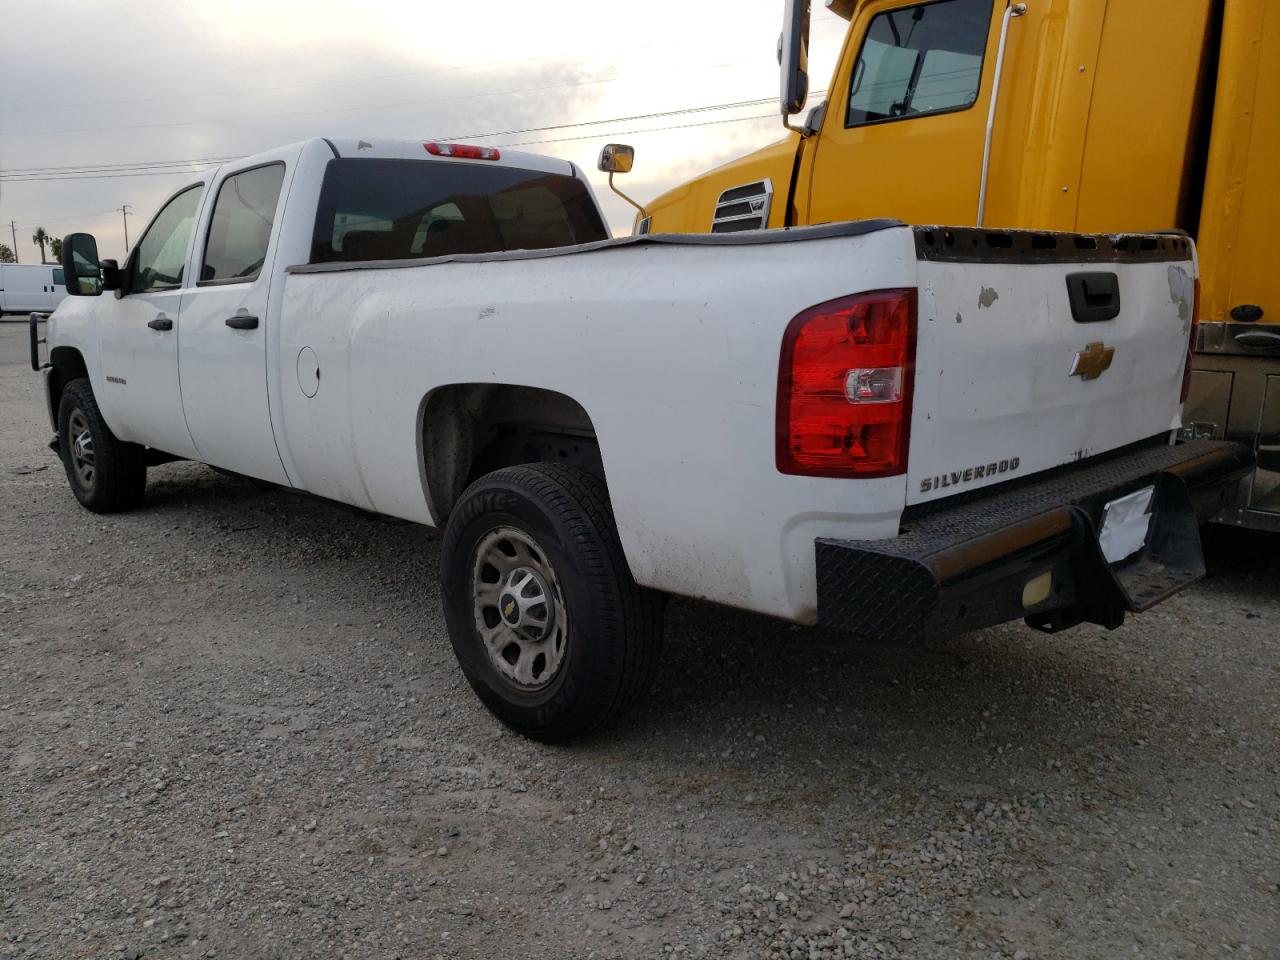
<box><xmin>501</xmin><ymin>594</ymin><xmax>520</xmax><ymax>624</ymax></box>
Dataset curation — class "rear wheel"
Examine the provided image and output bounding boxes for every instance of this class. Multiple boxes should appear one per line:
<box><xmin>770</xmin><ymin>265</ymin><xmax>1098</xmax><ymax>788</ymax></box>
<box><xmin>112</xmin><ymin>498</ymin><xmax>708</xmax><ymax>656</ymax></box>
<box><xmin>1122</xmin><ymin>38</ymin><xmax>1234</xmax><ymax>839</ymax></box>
<box><xmin>57</xmin><ymin>378</ymin><xmax>147</xmax><ymax>512</ymax></box>
<box><xmin>440</xmin><ymin>463</ymin><xmax>663</xmax><ymax>742</ymax></box>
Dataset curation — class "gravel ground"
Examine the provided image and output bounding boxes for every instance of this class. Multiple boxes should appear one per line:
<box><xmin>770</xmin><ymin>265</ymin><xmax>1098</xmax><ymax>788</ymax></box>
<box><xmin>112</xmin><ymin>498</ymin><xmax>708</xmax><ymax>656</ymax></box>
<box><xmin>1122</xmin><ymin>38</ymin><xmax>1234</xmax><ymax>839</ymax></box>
<box><xmin>1</xmin><ymin>320</ymin><xmax>1277</xmax><ymax>960</ymax></box>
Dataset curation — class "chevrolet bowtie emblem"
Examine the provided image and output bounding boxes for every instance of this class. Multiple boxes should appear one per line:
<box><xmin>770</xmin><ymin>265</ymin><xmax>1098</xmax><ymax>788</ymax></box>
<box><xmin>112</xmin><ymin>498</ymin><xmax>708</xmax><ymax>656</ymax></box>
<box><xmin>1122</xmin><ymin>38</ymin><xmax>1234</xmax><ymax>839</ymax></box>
<box><xmin>1070</xmin><ymin>342</ymin><xmax>1115</xmax><ymax>381</ymax></box>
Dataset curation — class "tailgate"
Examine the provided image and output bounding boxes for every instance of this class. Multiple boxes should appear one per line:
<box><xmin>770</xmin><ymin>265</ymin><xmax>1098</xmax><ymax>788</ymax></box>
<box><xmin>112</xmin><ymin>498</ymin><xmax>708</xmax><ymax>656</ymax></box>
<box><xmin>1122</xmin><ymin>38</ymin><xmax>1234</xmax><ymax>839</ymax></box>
<box><xmin>908</xmin><ymin>228</ymin><xmax>1196</xmax><ymax>505</ymax></box>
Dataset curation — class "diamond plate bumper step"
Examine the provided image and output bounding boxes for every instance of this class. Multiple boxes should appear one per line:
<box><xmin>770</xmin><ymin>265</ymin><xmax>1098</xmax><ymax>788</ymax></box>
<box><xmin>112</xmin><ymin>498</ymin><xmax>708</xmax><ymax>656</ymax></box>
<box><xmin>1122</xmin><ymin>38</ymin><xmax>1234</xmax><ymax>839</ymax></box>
<box><xmin>815</xmin><ymin>439</ymin><xmax>1254</xmax><ymax>643</ymax></box>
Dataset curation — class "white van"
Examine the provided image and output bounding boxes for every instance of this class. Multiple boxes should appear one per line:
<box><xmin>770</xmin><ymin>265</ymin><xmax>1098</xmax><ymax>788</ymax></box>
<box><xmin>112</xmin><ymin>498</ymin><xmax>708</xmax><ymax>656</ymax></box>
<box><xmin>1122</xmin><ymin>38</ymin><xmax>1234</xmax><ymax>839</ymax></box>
<box><xmin>0</xmin><ymin>263</ymin><xmax>68</xmax><ymax>315</ymax></box>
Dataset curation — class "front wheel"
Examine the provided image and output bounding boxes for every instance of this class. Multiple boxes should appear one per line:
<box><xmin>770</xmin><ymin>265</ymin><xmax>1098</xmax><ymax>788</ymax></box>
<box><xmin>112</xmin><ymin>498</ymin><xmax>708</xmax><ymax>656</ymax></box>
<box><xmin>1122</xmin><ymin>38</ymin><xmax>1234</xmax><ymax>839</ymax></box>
<box><xmin>440</xmin><ymin>463</ymin><xmax>664</xmax><ymax>742</ymax></box>
<box><xmin>57</xmin><ymin>378</ymin><xmax>147</xmax><ymax>512</ymax></box>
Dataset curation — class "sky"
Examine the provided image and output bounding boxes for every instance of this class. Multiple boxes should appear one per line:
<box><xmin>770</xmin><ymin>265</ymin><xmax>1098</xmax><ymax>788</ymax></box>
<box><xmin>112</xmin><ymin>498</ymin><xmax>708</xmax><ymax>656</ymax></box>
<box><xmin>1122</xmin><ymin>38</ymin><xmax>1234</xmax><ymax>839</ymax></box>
<box><xmin>0</xmin><ymin>0</ymin><xmax>849</xmax><ymax>264</ymax></box>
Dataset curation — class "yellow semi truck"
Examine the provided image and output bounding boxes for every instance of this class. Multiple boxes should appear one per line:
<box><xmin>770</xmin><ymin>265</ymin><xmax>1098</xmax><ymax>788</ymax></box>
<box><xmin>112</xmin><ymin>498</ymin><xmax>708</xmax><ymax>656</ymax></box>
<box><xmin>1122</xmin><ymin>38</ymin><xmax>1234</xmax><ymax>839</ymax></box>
<box><xmin>637</xmin><ymin>0</ymin><xmax>1279</xmax><ymax>531</ymax></box>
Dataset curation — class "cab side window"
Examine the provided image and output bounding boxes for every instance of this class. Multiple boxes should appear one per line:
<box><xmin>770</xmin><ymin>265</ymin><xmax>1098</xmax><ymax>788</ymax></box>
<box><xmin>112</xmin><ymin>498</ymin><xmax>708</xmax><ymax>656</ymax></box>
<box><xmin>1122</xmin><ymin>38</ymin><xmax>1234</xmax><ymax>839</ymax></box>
<box><xmin>129</xmin><ymin>185</ymin><xmax>203</xmax><ymax>294</ymax></box>
<box><xmin>201</xmin><ymin>164</ymin><xmax>286</xmax><ymax>284</ymax></box>
<box><xmin>847</xmin><ymin>0</ymin><xmax>992</xmax><ymax>127</ymax></box>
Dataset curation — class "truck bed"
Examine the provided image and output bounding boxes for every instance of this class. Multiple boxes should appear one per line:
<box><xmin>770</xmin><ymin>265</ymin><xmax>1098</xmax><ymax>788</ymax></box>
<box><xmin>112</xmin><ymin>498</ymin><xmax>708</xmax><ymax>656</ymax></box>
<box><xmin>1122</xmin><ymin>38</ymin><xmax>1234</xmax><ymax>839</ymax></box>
<box><xmin>279</xmin><ymin>219</ymin><xmax>1205</xmax><ymax>623</ymax></box>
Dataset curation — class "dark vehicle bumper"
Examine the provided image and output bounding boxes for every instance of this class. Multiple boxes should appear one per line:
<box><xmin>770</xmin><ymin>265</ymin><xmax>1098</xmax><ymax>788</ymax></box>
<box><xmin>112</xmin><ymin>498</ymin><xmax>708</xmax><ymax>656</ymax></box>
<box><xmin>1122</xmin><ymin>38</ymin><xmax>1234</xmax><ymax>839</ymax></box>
<box><xmin>815</xmin><ymin>439</ymin><xmax>1254</xmax><ymax>643</ymax></box>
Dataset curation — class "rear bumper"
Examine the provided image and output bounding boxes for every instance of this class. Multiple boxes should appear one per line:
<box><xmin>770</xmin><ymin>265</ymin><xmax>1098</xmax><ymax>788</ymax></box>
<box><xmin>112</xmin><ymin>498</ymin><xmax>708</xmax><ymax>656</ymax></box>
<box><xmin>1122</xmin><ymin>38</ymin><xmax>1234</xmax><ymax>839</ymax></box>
<box><xmin>815</xmin><ymin>439</ymin><xmax>1254</xmax><ymax>643</ymax></box>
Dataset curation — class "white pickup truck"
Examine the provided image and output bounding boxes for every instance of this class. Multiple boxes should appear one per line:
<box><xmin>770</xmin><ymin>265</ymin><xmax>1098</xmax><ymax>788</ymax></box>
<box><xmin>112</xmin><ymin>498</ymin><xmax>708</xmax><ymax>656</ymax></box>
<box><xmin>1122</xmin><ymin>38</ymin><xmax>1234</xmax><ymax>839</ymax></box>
<box><xmin>33</xmin><ymin>136</ymin><xmax>1252</xmax><ymax>740</ymax></box>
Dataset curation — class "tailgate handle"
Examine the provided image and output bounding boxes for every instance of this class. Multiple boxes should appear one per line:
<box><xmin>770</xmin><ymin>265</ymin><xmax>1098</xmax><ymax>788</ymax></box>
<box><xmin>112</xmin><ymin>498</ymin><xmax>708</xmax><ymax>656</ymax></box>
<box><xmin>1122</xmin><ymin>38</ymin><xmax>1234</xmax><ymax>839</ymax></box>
<box><xmin>1066</xmin><ymin>272</ymin><xmax>1121</xmax><ymax>323</ymax></box>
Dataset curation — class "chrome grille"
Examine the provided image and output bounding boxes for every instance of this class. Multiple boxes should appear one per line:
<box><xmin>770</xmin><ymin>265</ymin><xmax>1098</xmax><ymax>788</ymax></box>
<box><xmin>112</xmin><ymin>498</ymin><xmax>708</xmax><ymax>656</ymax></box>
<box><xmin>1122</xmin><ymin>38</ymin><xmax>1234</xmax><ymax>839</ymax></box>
<box><xmin>711</xmin><ymin>179</ymin><xmax>773</xmax><ymax>233</ymax></box>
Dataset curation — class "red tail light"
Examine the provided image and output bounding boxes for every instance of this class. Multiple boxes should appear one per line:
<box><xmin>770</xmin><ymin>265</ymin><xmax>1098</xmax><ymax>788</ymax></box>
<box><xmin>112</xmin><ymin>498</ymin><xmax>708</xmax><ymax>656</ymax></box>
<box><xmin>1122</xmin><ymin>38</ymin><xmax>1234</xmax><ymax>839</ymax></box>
<box><xmin>777</xmin><ymin>289</ymin><xmax>917</xmax><ymax>478</ymax></box>
<box><xmin>1180</xmin><ymin>279</ymin><xmax>1200</xmax><ymax>404</ymax></box>
<box><xmin>424</xmin><ymin>142</ymin><xmax>501</xmax><ymax>161</ymax></box>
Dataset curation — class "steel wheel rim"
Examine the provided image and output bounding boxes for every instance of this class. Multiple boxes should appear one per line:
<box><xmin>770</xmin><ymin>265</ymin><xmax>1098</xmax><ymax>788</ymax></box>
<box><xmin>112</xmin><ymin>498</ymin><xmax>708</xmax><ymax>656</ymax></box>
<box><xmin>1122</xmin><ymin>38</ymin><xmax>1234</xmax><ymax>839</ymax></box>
<box><xmin>67</xmin><ymin>408</ymin><xmax>95</xmax><ymax>489</ymax></box>
<box><xmin>471</xmin><ymin>525</ymin><xmax>569</xmax><ymax>691</ymax></box>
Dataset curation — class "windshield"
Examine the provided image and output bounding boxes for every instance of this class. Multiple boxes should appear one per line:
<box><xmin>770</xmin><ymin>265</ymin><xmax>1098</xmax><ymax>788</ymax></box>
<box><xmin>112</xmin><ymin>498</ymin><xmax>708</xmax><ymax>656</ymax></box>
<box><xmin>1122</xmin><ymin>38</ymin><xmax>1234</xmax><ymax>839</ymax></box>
<box><xmin>310</xmin><ymin>158</ymin><xmax>607</xmax><ymax>264</ymax></box>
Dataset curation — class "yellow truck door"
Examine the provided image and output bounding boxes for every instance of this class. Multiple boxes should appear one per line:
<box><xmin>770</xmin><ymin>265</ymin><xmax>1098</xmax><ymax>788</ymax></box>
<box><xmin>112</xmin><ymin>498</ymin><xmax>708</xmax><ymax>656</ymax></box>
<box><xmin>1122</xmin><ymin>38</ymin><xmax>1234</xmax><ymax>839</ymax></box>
<box><xmin>803</xmin><ymin>0</ymin><xmax>1001</xmax><ymax>227</ymax></box>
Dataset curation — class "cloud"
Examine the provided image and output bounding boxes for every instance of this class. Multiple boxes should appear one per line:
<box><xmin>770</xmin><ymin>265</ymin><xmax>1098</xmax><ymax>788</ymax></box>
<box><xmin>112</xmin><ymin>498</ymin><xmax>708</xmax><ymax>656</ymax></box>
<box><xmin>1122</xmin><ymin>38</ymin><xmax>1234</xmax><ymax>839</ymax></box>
<box><xmin>1</xmin><ymin>0</ymin><xmax>849</xmax><ymax>259</ymax></box>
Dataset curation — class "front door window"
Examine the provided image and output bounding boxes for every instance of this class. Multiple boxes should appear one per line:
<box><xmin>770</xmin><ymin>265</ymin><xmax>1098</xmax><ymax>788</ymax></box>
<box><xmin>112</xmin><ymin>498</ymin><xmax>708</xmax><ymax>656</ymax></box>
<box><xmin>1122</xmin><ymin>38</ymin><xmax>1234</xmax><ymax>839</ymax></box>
<box><xmin>129</xmin><ymin>186</ymin><xmax>203</xmax><ymax>294</ymax></box>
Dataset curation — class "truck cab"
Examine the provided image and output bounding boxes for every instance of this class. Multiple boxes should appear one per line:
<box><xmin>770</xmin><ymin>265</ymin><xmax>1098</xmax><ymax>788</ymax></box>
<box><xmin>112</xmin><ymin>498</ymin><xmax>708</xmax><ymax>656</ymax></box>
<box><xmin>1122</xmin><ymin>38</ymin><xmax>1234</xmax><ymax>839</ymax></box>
<box><xmin>42</xmin><ymin>137</ymin><xmax>608</xmax><ymax>487</ymax></box>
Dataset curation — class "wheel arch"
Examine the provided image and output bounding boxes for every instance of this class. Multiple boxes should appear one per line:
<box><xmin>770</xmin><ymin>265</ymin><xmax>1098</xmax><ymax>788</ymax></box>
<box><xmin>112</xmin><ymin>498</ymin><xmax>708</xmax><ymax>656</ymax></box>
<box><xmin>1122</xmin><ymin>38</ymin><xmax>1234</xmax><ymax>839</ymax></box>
<box><xmin>47</xmin><ymin>345</ymin><xmax>89</xmax><ymax>428</ymax></box>
<box><xmin>417</xmin><ymin>383</ymin><xmax>604</xmax><ymax>525</ymax></box>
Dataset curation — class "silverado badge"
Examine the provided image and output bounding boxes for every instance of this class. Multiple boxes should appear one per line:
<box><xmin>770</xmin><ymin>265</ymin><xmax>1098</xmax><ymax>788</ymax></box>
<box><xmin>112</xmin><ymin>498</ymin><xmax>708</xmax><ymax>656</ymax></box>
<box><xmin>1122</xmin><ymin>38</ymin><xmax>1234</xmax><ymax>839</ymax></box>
<box><xmin>920</xmin><ymin>457</ymin><xmax>1021</xmax><ymax>494</ymax></box>
<box><xmin>1070</xmin><ymin>342</ymin><xmax>1115</xmax><ymax>381</ymax></box>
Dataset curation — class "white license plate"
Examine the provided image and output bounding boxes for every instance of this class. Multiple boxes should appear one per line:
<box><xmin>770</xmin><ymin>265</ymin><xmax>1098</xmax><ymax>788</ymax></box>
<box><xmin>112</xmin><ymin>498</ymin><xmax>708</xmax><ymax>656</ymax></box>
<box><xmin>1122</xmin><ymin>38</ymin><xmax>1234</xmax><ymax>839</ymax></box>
<box><xmin>1098</xmin><ymin>485</ymin><xmax>1155</xmax><ymax>565</ymax></box>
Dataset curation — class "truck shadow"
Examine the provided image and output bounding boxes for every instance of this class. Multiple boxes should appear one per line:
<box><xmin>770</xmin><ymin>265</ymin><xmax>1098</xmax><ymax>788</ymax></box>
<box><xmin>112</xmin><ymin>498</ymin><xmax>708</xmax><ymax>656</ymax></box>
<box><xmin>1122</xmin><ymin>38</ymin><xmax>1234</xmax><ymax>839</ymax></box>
<box><xmin>1201</xmin><ymin>524</ymin><xmax>1280</xmax><ymax>595</ymax></box>
<box><xmin>616</xmin><ymin>589</ymin><xmax>1277</xmax><ymax>826</ymax></box>
<box><xmin>139</xmin><ymin>462</ymin><xmax>1274</xmax><ymax>803</ymax></box>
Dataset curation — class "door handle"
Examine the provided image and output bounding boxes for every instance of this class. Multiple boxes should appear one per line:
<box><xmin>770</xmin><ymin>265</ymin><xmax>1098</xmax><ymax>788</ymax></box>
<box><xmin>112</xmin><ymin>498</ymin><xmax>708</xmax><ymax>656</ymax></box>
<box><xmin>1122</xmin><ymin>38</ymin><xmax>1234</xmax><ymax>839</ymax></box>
<box><xmin>226</xmin><ymin>314</ymin><xmax>259</xmax><ymax>330</ymax></box>
<box><xmin>148</xmin><ymin>316</ymin><xmax>173</xmax><ymax>331</ymax></box>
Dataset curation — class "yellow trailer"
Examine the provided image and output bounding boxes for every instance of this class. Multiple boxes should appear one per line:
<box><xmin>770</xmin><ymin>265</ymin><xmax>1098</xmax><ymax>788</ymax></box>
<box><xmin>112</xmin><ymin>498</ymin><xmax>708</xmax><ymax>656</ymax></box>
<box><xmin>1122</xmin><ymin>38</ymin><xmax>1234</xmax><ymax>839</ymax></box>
<box><xmin>636</xmin><ymin>0</ymin><xmax>1279</xmax><ymax>529</ymax></box>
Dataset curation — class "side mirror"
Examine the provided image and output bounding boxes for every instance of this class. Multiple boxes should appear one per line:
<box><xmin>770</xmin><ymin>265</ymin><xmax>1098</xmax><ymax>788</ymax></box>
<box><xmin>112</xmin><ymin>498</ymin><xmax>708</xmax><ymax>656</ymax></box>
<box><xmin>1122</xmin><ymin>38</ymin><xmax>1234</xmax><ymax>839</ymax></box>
<box><xmin>60</xmin><ymin>232</ymin><xmax>119</xmax><ymax>296</ymax></box>
<box><xmin>780</xmin><ymin>0</ymin><xmax>811</xmax><ymax>119</ymax></box>
<box><xmin>597</xmin><ymin>143</ymin><xmax>635</xmax><ymax>175</ymax></box>
<box><xmin>597</xmin><ymin>143</ymin><xmax>647</xmax><ymax>224</ymax></box>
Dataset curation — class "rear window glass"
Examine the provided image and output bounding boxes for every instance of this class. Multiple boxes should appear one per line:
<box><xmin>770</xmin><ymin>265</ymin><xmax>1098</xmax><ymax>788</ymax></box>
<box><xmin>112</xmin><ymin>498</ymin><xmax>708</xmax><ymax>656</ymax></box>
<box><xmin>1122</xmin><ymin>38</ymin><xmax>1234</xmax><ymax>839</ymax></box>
<box><xmin>201</xmin><ymin>163</ymin><xmax>285</xmax><ymax>284</ymax></box>
<box><xmin>310</xmin><ymin>158</ymin><xmax>608</xmax><ymax>264</ymax></box>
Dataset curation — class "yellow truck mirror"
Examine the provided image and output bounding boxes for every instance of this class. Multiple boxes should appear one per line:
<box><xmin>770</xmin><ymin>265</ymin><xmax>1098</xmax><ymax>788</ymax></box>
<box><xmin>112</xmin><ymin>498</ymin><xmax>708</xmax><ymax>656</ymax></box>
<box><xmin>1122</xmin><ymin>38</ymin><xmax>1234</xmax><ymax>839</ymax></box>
<box><xmin>598</xmin><ymin>144</ymin><xmax>635</xmax><ymax>175</ymax></box>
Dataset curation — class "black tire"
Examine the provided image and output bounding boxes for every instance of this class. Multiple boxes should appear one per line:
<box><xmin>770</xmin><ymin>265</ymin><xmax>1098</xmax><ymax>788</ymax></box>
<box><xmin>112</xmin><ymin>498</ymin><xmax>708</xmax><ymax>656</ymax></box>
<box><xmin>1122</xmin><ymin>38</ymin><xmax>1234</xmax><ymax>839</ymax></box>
<box><xmin>440</xmin><ymin>463</ymin><xmax>664</xmax><ymax>742</ymax></box>
<box><xmin>57</xmin><ymin>377</ymin><xmax>147</xmax><ymax>512</ymax></box>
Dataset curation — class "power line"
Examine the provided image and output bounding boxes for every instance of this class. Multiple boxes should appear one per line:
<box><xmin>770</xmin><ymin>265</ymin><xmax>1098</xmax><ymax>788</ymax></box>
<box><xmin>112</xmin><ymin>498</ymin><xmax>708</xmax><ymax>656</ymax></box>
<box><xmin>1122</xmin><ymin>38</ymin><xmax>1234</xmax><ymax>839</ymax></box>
<box><xmin>500</xmin><ymin>111</ymin><xmax>778</xmax><ymax>149</ymax></box>
<box><xmin>441</xmin><ymin>96</ymin><xmax>786</xmax><ymax>141</ymax></box>
<box><xmin>2</xmin><ymin>93</ymin><xmax>807</xmax><ymax>182</ymax></box>
<box><xmin>1</xmin><ymin>166</ymin><xmax>221</xmax><ymax>184</ymax></box>
<box><xmin>8</xmin><ymin>208</ymin><xmax>122</xmax><ymax>228</ymax></box>
<box><xmin>1</xmin><ymin>163</ymin><xmax>223</xmax><ymax>183</ymax></box>
<box><xmin>0</xmin><ymin>90</ymin><xmax>823</xmax><ymax>185</ymax></box>
<box><xmin>0</xmin><ymin>157</ymin><xmax>234</xmax><ymax>176</ymax></box>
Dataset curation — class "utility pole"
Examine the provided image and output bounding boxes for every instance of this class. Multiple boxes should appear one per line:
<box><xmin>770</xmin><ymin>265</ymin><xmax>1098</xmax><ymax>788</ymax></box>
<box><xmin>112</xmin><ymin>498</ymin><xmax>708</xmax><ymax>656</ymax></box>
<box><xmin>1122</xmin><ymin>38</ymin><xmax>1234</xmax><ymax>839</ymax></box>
<box><xmin>8</xmin><ymin>221</ymin><xmax>18</xmax><ymax>262</ymax></box>
<box><xmin>120</xmin><ymin>205</ymin><xmax>132</xmax><ymax>251</ymax></box>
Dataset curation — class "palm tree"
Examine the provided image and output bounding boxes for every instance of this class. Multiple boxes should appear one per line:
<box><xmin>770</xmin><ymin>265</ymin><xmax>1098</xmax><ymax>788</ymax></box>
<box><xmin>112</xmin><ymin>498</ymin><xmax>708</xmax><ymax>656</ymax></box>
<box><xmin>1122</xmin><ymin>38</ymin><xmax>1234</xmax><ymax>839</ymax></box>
<box><xmin>32</xmin><ymin>227</ymin><xmax>49</xmax><ymax>264</ymax></box>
